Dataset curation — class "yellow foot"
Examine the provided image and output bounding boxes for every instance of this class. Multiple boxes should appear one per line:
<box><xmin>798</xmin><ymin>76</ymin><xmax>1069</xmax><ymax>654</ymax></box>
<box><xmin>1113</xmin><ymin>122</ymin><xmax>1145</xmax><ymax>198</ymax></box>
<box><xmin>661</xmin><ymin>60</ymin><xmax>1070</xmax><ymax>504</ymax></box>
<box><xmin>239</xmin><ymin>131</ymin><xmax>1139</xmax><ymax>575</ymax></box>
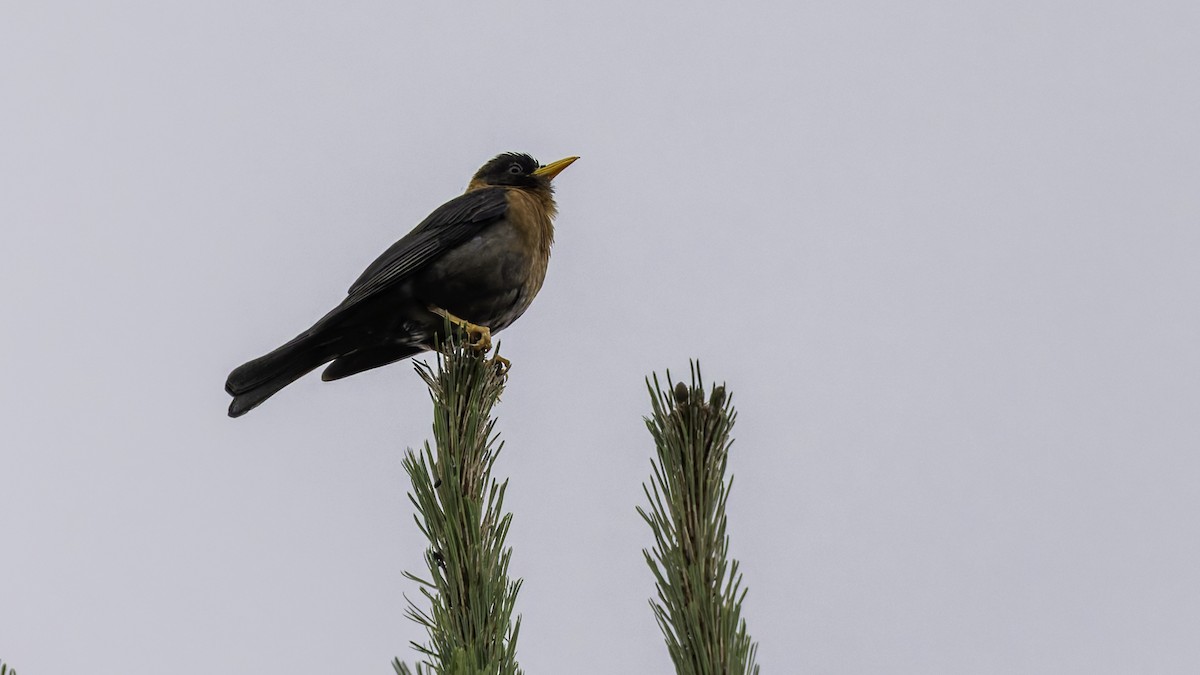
<box><xmin>490</xmin><ymin>354</ymin><xmax>511</xmax><ymax>378</ymax></box>
<box><xmin>430</xmin><ymin>307</ymin><xmax>493</xmax><ymax>353</ymax></box>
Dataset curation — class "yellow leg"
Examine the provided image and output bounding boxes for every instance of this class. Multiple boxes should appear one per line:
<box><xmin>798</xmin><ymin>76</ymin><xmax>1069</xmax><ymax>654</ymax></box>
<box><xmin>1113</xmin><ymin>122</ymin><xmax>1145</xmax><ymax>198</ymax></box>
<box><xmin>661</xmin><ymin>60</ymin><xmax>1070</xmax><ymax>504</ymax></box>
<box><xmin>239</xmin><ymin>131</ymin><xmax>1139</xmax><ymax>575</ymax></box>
<box><xmin>429</xmin><ymin>306</ymin><xmax>493</xmax><ymax>353</ymax></box>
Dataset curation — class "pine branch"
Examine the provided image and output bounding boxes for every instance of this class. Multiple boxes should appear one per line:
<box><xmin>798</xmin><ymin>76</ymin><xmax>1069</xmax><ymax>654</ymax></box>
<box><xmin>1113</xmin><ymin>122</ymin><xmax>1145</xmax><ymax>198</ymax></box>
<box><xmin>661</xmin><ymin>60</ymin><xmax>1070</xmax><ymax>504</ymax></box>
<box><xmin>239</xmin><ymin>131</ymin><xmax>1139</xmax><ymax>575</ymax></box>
<box><xmin>0</xmin><ymin>660</ymin><xmax>15</xmax><ymax>675</ymax></box>
<box><xmin>395</xmin><ymin>336</ymin><xmax>523</xmax><ymax>675</ymax></box>
<box><xmin>640</xmin><ymin>363</ymin><xmax>760</xmax><ymax>675</ymax></box>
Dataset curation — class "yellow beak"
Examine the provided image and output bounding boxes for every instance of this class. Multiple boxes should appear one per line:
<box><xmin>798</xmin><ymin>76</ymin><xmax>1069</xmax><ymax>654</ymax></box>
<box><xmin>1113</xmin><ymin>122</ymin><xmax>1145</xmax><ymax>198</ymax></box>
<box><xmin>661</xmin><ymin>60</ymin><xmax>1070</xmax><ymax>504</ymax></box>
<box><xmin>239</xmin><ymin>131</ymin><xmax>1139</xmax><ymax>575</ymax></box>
<box><xmin>532</xmin><ymin>156</ymin><xmax>579</xmax><ymax>180</ymax></box>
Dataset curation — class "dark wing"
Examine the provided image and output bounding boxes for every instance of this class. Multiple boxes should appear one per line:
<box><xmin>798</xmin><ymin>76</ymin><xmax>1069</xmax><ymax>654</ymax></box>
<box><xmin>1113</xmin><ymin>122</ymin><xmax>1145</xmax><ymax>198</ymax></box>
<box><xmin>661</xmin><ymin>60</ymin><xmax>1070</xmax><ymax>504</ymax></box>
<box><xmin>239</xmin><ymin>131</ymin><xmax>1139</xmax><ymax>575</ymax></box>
<box><xmin>342</xmin><ymin>187</ymin><xmax>508</xmax><ymax>307</ymax></box>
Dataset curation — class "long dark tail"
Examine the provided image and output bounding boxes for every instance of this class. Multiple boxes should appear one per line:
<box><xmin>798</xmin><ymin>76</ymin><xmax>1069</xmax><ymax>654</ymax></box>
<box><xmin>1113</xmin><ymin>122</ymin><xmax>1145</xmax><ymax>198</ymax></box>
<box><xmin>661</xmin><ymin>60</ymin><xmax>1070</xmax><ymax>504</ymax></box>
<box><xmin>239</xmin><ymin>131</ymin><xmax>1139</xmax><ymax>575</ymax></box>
<box><xmin>225</xmin><ymin>332</ymin><xmax>340</xmax><ymax>418</ymax></box>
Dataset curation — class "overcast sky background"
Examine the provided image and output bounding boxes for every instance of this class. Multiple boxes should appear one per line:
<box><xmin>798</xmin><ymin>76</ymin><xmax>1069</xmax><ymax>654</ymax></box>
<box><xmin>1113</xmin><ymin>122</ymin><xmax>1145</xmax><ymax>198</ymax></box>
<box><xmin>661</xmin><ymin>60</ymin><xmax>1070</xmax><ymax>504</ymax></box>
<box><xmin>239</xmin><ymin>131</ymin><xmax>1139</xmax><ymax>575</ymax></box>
<box><xmin>3</xmin><ymin>1</ymin><xmax>1199</xmax><ymax>673</ymax></box>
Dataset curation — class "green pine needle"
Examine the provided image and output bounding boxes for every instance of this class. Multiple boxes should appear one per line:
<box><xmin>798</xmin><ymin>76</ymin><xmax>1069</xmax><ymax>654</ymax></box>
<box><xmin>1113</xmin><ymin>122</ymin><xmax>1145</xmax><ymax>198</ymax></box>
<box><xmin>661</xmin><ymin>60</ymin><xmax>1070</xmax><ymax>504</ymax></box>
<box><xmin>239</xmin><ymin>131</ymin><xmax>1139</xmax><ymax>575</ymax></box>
<box><xmin>640</xmin><ymin>363</ymin><xmax>760</xmax><ymax>675</ymax></box>
<box><xmin>396</xmin><ymin>335</ymin><xmax>523</xmax><ymax>675</ymax></box>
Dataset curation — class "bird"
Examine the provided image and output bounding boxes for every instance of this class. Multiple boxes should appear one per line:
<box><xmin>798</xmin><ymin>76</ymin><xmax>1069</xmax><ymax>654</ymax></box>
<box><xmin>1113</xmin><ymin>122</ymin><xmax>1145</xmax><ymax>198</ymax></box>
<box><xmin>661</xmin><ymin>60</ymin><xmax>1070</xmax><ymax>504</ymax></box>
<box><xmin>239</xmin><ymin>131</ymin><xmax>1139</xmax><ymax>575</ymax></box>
<box><xmin>224</xmin><ymin>152</ymin><xmax>578</xmax><ymax>418</ymax></box>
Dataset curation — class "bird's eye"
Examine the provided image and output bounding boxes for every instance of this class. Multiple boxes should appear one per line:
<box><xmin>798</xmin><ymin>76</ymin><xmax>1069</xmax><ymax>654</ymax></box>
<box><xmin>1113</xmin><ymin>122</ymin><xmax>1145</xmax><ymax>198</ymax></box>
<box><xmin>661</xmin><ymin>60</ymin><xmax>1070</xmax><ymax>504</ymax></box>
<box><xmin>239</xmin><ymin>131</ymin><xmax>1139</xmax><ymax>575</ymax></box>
<box><xmin>507</xmin><ymin>164</ymin><xmax>523</xmax><ymax>175</ymax></box>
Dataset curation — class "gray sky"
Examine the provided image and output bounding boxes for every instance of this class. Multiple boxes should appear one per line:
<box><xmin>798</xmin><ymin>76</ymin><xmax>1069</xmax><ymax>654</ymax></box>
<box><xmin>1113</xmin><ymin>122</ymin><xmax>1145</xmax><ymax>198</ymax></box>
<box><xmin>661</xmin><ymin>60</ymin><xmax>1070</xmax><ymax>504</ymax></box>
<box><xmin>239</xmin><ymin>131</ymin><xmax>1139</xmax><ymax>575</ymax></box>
<box><xmin>3</xmin><ymin>1</ymin><xmax>1199</xmax><ymax>673</ymax></box>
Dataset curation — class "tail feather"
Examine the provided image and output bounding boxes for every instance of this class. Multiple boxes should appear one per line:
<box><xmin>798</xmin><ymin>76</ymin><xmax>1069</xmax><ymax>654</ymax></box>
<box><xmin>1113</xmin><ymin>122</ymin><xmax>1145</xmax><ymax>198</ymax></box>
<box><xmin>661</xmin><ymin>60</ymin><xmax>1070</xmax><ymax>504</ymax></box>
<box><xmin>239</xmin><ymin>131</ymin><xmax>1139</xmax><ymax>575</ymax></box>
<box><xmin>225</xmin><ymin>333</ymin><xmax>338</xmax><ymax>418</ymax></box>
<box><xmin>321</xmin><ymin>344</ymin><xmax>425</xmax><ymax>382</ymax></box>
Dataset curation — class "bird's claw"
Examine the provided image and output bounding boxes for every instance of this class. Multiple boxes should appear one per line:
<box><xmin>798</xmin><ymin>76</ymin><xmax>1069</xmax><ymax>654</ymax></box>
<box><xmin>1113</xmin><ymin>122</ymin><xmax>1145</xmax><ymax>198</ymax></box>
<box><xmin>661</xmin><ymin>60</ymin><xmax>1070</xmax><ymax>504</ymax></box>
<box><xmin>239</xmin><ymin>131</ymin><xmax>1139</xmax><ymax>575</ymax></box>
<box><xmin>463</xmin><ymin>323</ymin><xmax>492</xmax><ymax>353</ymax></box>
<box><xmin>430</xmin><ymin>306</ymin><xmax>493</xmax><ymax>353</ymax></box>
<box><xmin>490</xmin><ymin>354</ymin><xmax>511</xmax><ymax>378</ymax></box>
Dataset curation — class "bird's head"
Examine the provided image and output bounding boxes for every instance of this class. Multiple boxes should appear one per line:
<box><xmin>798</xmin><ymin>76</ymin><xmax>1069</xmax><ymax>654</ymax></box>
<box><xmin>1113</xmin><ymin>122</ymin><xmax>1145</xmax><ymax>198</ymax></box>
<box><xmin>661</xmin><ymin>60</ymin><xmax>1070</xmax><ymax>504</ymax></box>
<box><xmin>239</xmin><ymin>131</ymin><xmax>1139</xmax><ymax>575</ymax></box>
<box><xmin>469</xmin><ymin>152</ymin><xmax>578</xmax><ymax>192</ymax></box>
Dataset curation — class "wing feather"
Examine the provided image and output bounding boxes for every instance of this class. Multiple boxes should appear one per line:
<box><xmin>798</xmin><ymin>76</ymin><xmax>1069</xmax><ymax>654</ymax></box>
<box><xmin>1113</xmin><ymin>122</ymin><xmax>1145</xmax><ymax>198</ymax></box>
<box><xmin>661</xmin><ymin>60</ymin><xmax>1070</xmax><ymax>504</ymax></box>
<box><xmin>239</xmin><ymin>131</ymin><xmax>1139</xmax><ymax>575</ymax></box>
<box><xmin>343</xmin><ymin>187</ymin><xmax>508</xmax><ymax>306</ymax></box>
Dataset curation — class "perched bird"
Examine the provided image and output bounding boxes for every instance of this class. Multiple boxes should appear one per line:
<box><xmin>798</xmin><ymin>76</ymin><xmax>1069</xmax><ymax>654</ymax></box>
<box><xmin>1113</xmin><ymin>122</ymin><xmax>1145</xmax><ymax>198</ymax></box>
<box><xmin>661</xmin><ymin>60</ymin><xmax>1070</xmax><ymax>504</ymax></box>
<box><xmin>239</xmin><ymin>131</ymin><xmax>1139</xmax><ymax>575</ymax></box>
<box><xmin>224</xmin><ymin>152</ymin><xmax>578</xmax><ymax>417</ymax></box>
